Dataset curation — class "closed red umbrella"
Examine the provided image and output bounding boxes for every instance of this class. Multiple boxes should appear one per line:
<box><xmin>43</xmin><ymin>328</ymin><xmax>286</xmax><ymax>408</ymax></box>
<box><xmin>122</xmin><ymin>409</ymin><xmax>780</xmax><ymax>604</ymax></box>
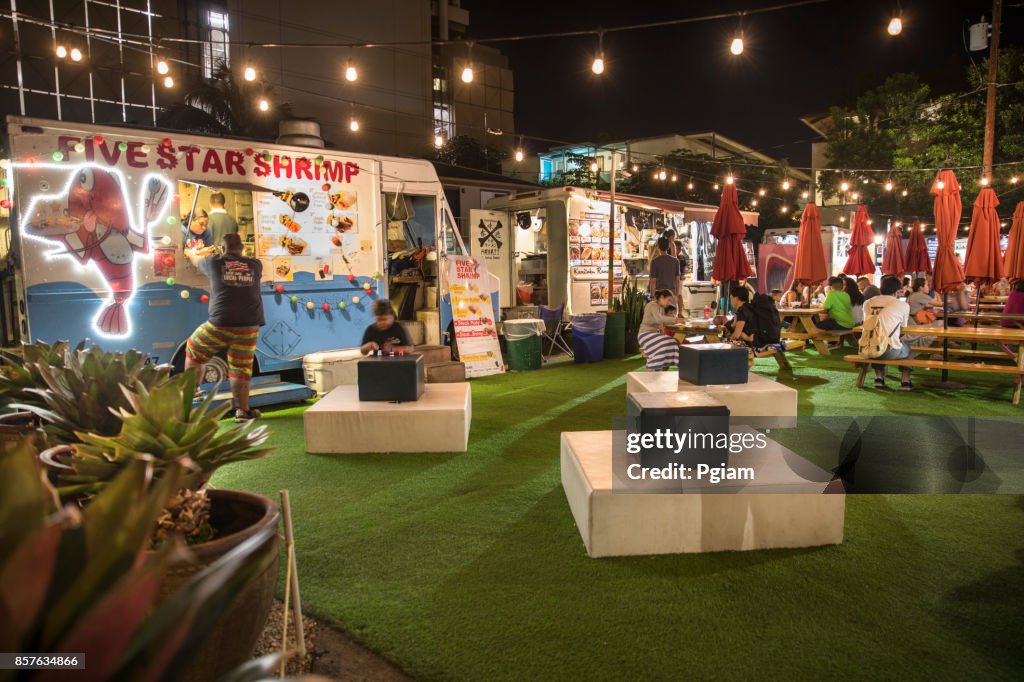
<box><xmin>963</xmin><ymin>187</ymin><xmax>1004</xmax><ymax>284</ymax></box>
<box><xmin>931</xmin><ymin>169</ymin><xmax>965</xmax><ymax>293</ymax></box>
<box><xmin>1005</xmin><ymin>201</ymin><xmax>1024</xmax><ymax>283</ymax></box>
<box><xmin>793</xmin><ymin>203</ymin><xmax>828</xmax><ymax>284</ymax></box>
<box><xmin>905</xmin><ymin>221</ymin><xmax>931</xmax><ymax>274</ymax></box>
<box><xmin>710</xmin><ymin>183</ymin><xmax>753</xmax><ymax>282</ymax></box>
<box><xmin>842</xmin><ymin>205</ymin><xmax>875</xmax><ymax>276</ymax></box>
<box><xmin>881</xmin><ymin>221</ymin><xmax>907</xmax><ymax>278</ymax></box>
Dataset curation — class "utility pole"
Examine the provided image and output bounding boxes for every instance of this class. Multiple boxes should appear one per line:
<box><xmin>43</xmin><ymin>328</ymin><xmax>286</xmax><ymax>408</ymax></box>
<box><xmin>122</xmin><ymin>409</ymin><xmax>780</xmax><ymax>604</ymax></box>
<box><xmin>608</xmin><ymin>149</ymin><xmax>617</xmax><ymax>309</ymax></box>
<box><xmin>983</xmin><ymin>0</ymin><xmax>1003</xmax><ymax>178</ymax></box>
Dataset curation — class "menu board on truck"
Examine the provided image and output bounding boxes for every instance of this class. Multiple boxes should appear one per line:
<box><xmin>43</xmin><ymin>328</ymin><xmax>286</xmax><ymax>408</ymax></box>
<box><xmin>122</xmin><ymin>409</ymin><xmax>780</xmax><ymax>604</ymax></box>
<box><xmin>252</xmin><ymin>171</ymin><xmax>376</xmax><ymax>283</ymax></box>
<box><xmin>569</xmin><ymin>206</ymin><xmax>624</xmax><ymax>282</ymax></box>
<box><xmin>447</xmin><ymin>256</ymin><xmax>504</xmax><ymax>378</ymax></box>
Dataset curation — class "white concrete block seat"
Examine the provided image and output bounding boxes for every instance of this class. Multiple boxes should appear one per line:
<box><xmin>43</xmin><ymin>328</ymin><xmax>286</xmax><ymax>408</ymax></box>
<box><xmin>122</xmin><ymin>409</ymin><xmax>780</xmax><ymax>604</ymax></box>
<box><xmin>304</xmin><ymin>383</ymin><xmax>471</xmax><ymax>453</ymax></box>
<box><xmin>561</xmin><ymin>430</ymin><xmax>845</xmax><ymax>558</ymax></box>
<box><xmin>626</xmin><ymin>371</ymin><xmax>797</xmax><ymax>427</ymax></box>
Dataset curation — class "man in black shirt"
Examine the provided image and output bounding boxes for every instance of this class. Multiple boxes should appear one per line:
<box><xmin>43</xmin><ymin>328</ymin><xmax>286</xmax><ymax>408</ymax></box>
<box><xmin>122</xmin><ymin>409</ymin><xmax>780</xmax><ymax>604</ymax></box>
<box><xmin>361</xmin><ymin>299</ymin><xmax>413</xmax><ymax>355</ymax></box>
<box><xmin>185</xmin><ymin>233</ymin><xmax>265</xmax><ymax>422</ymax></box>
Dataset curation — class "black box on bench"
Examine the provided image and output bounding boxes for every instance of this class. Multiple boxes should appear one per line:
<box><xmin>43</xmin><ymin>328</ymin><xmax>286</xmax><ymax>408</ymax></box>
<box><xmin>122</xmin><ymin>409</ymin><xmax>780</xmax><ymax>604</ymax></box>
<box><xmin>626</xmin><ymin>392</ymin><xmax>731</xmax><ymax>469</ymax></box>
<box><xmin>678</xmin><ymin>343</ymin><xmax>748</xmax><ymax>385</ymax></box>
<box><xmin>357</xmin><ymin>354</ymin><xmax>425</xmax><ymax>402</ymax></box>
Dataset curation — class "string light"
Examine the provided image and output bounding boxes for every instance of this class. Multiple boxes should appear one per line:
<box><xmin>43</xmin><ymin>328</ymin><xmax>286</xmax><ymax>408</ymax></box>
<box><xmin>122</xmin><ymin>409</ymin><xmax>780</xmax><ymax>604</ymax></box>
<box><xmin>862</xmin><ymin>178</ymin><xmax>869</xmax><ymax>184</ymax></box>
<box><xmin>801</xmin><ymin>190</ymin><xmax>809</xmax><ymax>199</ymax></box>
<box><xmin>1012</xmin><ymin>176</ymin><xmax>1019</xmax><ymax>184</ymax></box>
<box><xmin>758</xmin><ymin>188</ymin><xmax>766</xmax><ymax>196</ymax></box>
<box><xmin>687</xmin><ymin>181</ymin><xmax>694</xmax><ymax>190</ymax></box>
<box><xmin>156</xmin><ymin>59</ymin><xmax>169</xmax><ymax>75</ymax></box>
<box><xmin>782</xmin><ymin>179</ymin><xmax>790</xmax><ymax>190</ymax></box>
<box><xmin>980</xmin><ymin>176</ymin><xmax>989</xmax><ymax>186</ymax></box>
<box><xmin>349</xmin><ymin>117</ymin><xmax>359</xmax><ymax>132</ymax></box>
<box><xmin>434</xmin><ymin>133</ymin><xmax>445</xmax><ymax>147</ymax></box>
<box><xmin>659</xmin><ymin>169</ymin><xmax>667</xmax><ymax>181</ymax></box>
<box><xmin>839</xmin><ymin>216</ymin><xmax>846</xmax><ymax>223</ymax></box>
<box><xmin>730</xmin><ymin>13</ymin><xmax>745</xmax><ymax>55</ymax></box>
<box><xmin>70</xmin><ymin>48</ymin><xmax>83</xmax><ymax>62</ymax></box>
<box><xmin>840</xmin><ymin>180</ymin><xmax>849</xmax><ymax>192</ymax></box>
<box><xmin>590</xmin><ymin>161</ymin><xmax>599</xmax><ymax>173</ymax></box>
<box><xmin>461</xmin><ymin>43</ymin><xmax>474</xmax><ymax>83</ymax></box>
<box><xmin>592</xmin><ymin>32</ymin><xmax>605</xmax><ymax>74</ymax></box>
<box><xmin>515</xmin><ymin>148</ymin><xmax>524</xmax><ymax>162</ymax></box>
<box><xmin>244</xmin><ymin>66</ymin><xmax>257</xmax><ymax>81</ymax></box>
<box><xmin>937</xmin><ymin>180</ymin><xmax>945</xmax><ymax>190</ymax></box>
<box><xmin>713</xmin><ymin>183</ymin><xmax>720</xmax><ymax>190</ymax></box>
<box><xmin>163</xmin><ymin>75</ymin><xmax>174</xmax><ymax>88</ymax></box>
<box><xmin>55</xmin><ymin>45</ymin><xmax>68</xmax><ymax>58</ymax></box>
<box><xmin>901</xmin><ymin>189</ymin><xmax>908</xmax><ymax>196</ymax></box>
<box><xmin>781</xmin><ymin>206</ymin><xmax>789</xmax><ymax>213</ymax></box>
<box><xmin>751</xmin><ymin>199</ymin><xmax>758</xmax><ymax>206</ymax></box>
<box><xmin>671</xmin><ymin>174</ymin><xmax>678</xmax><ymax>182</ymax></box>
<box><xmin>887</xmin><ymin>1</ymin><xmax>903</xmax><ymax>37</ymax></box>
<box><xmin>631</xmin><ymin>164</ymin><xmax>639</xmax><ymax>172</ymax></box>
<box><xmin>894</xmin><ymin>221</ymin><xmax>902</xmax><ymax>227</ymax></box>
<box><xmin>851</xmin><ymin>192</ymin><xmax>859</xmax><ymax>200</ymax></box>
<box><xmin>726</xmin><ymin>175</ymin><xmax>734</xmax><ymax>185</ymax></box>
<box><xmin>258</xmin><ymin>98</ymin><xmax>269</xmax><ymax>111</ymax></box>
<box><xmin>884</xmin><ymin>180</ymin><xmax>893</xmax><ymax>191</ymax></box>
<box><xmin>345</xmin><ymin>61</ymin><xmax>358</xmax><ymax>82</ymax></box>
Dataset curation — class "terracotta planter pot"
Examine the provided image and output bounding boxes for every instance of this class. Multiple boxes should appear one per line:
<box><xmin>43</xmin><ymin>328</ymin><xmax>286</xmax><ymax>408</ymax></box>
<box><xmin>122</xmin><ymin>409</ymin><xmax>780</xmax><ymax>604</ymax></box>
<box><xmin>159</xmin><ymin>489</ymin><xmax>281</xmax><ymax>682</ymax></box>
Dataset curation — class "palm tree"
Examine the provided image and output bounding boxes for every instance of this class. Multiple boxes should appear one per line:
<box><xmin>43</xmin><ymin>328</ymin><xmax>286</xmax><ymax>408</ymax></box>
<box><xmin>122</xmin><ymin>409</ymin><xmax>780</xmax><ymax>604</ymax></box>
<box><xmin>158</xmin><ymin>62</ymin><xmax>292</xmax><ymax>140</ymax></box>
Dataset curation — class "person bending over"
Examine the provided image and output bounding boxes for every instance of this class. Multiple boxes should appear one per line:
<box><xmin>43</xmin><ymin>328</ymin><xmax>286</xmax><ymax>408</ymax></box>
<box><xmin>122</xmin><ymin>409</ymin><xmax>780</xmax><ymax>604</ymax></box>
<box><xmin>637</xmin><ymin>289</ymin><xmax>684</xmax><ymax>371</ymax></box>
<box><xmin>361</xmin><ymin>299</ymin><xmax>413</xmax><ymax>355</ymax></box>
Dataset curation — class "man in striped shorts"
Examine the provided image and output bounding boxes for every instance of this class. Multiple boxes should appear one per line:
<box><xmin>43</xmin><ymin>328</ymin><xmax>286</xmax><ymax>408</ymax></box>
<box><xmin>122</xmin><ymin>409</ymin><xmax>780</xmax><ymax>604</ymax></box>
<box><xmin>185</xmin><ymin>232</ymin><xmax>265</xmax><ymax>421</ymax></box>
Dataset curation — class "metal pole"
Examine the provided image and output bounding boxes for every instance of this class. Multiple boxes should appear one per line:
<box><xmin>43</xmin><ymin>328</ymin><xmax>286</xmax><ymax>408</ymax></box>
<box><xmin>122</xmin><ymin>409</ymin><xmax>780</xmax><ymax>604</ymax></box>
<box><xmin>608</xmin><ymin>149</ymin><xmax>617</xmax><ymax>309</ymax></box>
<box><xmin>982</xmin><ymin>0</ymin><xmax>1003</xmax><ymax>177</ymax></box>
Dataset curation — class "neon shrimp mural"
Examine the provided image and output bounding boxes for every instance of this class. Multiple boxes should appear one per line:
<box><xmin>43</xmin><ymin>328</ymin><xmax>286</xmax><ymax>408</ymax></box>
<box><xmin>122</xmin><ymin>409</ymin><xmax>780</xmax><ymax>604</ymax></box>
<box><xmin>18</xmin><ymin>163</ymin><xmax>173</xmax><ymax>337</ymax></box>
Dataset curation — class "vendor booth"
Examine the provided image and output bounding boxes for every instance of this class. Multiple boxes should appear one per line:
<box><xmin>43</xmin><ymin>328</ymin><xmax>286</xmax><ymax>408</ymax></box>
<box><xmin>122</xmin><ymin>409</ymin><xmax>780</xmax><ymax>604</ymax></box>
<box><xmin>476</xmin><ymin>188</ymin><xmax>758</xmax><ymax>318</ymax></box>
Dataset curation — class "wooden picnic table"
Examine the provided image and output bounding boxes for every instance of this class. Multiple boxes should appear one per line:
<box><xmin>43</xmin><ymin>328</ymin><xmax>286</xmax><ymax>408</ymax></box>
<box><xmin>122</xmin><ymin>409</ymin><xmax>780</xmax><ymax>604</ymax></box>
<box><xmin>905</xmin><ymin>324</ymin><xmax>1024</xmax><ymax>404</ymax></box>
<box><xmin>779</xmin><ymin>307</ymin><xmax>858</xmax><ymax>355</ymax></box>
<box><xmin>937</xmin><ymin>310</ymin><xmax>1024</xmax><ymax>326</ymax></box>
<box><xmin>668</xmin><ymin>321</ymin><xmax>722</xmax><ymax>344</ymax></box>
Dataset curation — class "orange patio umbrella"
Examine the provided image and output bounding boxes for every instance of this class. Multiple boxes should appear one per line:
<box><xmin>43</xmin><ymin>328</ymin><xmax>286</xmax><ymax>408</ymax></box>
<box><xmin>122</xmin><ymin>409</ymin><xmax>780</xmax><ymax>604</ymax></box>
<box><xmin>710</xmin><ymin>182</ymin><xmax>753</xmax><ymax>282</ymax></box>
<box><xmin>793</xmin><ymin>203</ymin><xmax>828</xmax><ymax>284</ymax></box>
<box><xmin>931</xmin><ymin>169</ymin><xmax>965</xmax><ymax>293</ymax></box>
<box><xmin>881</xmin><ymin>221</ymin><xmax>907</xmax><ymax>278</ymax></box>
<box><xmin>904</xmin><ymin>220</ymin><xmax>931</xmax><ymax>274</ymax></box>
<box><xmin>1004</xmin><ymin>201</ymin><xmax>1024</xmax><ymax>283</ymax></box>
<box><xmin>963</xmin><ymin>187</ymin><xmax>1004</xmax><ymax>284</ymax></box>
<box><xmin>842</xmin><ymin>205</ymin><xmax>875</xmax><ymax>276</ymax></box>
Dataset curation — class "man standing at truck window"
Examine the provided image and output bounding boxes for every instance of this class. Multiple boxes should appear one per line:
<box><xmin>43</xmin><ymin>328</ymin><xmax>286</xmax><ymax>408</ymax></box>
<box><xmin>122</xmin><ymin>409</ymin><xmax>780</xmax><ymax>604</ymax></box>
<box><xmin>185</xmin><ymin>233</ymin><xmax>265</xmax><ymax>422</ymax></box>
<box><xmin>206</xmin><ymin>191</ymin><xmax>238</xmax><ymax>246</ymax></box>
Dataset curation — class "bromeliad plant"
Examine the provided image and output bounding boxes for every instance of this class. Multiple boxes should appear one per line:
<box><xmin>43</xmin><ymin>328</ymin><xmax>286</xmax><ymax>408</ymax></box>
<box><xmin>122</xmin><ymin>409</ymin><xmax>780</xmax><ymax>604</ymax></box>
<box><xmin>0</xmin><ymin>444</ymin><xmax>279</xmax><ymax>682</ymax></box>
<box><xmin>0</xmin><ymin>340</ymin><xmax>73</xmax><ymax>412</ymax></box>
<box><xmin>43</xmin><ymin>372</ymin><xmax>273</xmax><ymax>545</ymax></box>
<box><xmin>12</xmin><ymin>343</ymin><xmax>173</xmax><ymax>445</ymax></box>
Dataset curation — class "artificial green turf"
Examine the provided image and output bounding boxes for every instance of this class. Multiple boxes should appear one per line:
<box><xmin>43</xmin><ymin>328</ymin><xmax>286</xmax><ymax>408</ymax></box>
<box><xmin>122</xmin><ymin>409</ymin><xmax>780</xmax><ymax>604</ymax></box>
<box><xmin>212</xmin><ymin>351</ymin><xmax>1024</xmax><ymax>680</ymax></box>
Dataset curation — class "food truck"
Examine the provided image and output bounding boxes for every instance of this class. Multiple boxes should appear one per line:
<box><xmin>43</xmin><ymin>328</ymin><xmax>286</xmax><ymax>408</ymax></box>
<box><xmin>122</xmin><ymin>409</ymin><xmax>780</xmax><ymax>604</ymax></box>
<box><xmin>760</xmin><ymin>223</ymin><xmax>854</xmax><ymax>293</ymax></box>
<box><xmin>0</xmin><ymin>116</ymin><xmax>475</xmax><ymax>400</ymax></box>
<box><xmin>475</xmin><ymin>187</ymin><xmax>757</xmax><ymax>317</ymax></box>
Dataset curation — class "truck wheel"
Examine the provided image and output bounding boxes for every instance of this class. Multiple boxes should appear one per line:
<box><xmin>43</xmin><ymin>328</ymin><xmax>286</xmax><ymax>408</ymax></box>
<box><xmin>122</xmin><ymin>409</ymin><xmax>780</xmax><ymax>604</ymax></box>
<box><xmin>197</xmin><ymin>356</ymin><xmax>229</xmax><ymax>385</ymax></box>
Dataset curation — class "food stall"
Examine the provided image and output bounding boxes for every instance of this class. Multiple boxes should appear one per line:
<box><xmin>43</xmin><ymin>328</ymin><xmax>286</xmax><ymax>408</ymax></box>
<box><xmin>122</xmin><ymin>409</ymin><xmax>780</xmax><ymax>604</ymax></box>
<box><xmin>476</xmin><ymin>187</ymin><xmax>757</xmax><ymax>317</ymax></box>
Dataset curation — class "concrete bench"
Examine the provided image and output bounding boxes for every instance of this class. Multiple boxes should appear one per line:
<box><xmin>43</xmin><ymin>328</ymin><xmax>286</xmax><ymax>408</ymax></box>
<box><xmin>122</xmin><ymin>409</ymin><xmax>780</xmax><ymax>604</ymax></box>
<box><xmin>561</xmin><ymin>430</ymin><xmax>845</xmax><ymax>557</ymax></box>
<box><xmin>626</xmin><ymin>371</ymin><xmax>798</xmax><ymax>426</ymax></box>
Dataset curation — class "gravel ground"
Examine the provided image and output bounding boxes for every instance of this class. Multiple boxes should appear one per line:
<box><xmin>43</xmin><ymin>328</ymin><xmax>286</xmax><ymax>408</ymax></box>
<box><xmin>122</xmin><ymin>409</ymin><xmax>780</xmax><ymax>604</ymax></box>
<box><xmin>254</xmin><ymin>600</ymin><xmax>412</xmax><ymax>681</ymax></box>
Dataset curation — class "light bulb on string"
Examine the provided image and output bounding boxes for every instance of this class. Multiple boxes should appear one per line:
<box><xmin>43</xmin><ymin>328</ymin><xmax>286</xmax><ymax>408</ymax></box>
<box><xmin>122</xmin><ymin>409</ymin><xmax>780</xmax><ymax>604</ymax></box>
<box><xmin>349</xmin><ymin>117</ymin><xmax>359</xmax><ymax>132</ymax></box>
<box><xmin>901</xmin><ymin>189</ymin><xmax>908</xmax><ymax>197</ymax></box>
<box><xmin>801</xmin><ymin>191</ymin><xmax>809</xmax><ymax>199</ymax></box>
<box><xmin>862</xmin><ymin>178</ymin><xmax>869</xmax><ymax>184</ymax></box>
<box><xmin>244</xmin><ymin>66</ymin><xmax>257</xmax><ymax>81</ymax></box>
<box><xmin>592</xmin><ymin>32</ymin><xmax>605</xmax><ymax>74</ymax></box>
<box><xmin>730</xmin><ymin>12</ymin><xmax>745</xmax><ymax>55</ymax></box>
<box><xmin>937</xmin><ymin>180</ymin><xmax>945</xmax><ymax>190</ymax></box>
<box><xmin>671</xmin><ymin>174</ymin><xmax>678</xmax><ymax>182</ymax></box>
<box><xmin>56</xmin><ymin>45</ymin><xmax>68</xmax><ymax>59</ymax></box>
<box><xmin>345</xmin><ymin>61</ymin><xmax>358</xmax><ymax>82</ymax></box>
<box><xmin>894</xmin><ymin>221</ymin><xmax>902</xmax><ymax>227</ymax></box>
<box><xmin>840</xmin><ymin>180</ymin><xmax>849</xmax><ymax>192</ymax></box>
<box><xmin>758</xmin><ymin>188</ymin><xmax>766</xmax><ymax>196</ymax></box>
<box><xmin>590</xmin><ymin>162</ymin><xmax>599</xmax><ymax>173</ymax></box>
<box><xmin>659</xmin><ymin>170</ymin><xmax>667</xmax><ymax>181</ymax></box>
<box><xmin>163</xmin><ymin>76</ymin><xmax>174</xmax><ymax>88</ymax></box>
<box><xmin>887</xmin><ymin>15</ymin><xmax>903</xmax><ymax>36</ymax></box>
<box><xmin>258</xmin><ymin>98</ymin><xmax>269</xmax><ymax>111</ymax></box>
<box><xmin>884</xmin><ymin>180</ymin><xmax>893</xmax><ymax>191</ymax></box>
<box><xmin>851</xmin><ymin>192</ymin><xmax>859</xmax><ymax>201</ymax></box>
<box><xmin>1012</xmin><ymin>176</ymin><xmax>1019</xmax><ymax>184</ymax></box>
<box><xmin>726</xmin><ymin>175</ymin><xmax>734</xmax><ymax>185</ymax></box>
<box><xmin>782</xmin><ymin>179</ymin><xmax>790</xmax><ymax>190</ymax></box>
<box><xmin>981</xmin><ymin>176</ymin><xmax>989</xmax><ymax>186</ymax></box>
<box><xmin>70</xmin><ymin>48</ymin><xmax>83</xmax><ymax>62</ymax></box>
<box><xmin>781</xmin><ymin>206</ymin><xmax>789</xmax><ymax>214</ymax></box>
<box><xmin>156</xmin><ymin>59</ymin><xmax>169</xmax><ymax>75</ymax></box>
<box><xmin>751</xmin><ymin>199</ymin><xmax>758</xmax><ymax>207</ymax></box>
<box><xmin>461</xmin><ymin>42</ymin><xmax>474</xmax><ymax>83</ymax></box>
<box><xmin>713</xmin><ymin>183</ymin><xmax>720</xmax><ymax>190</ymax></box>
<box><xmin>434</xmin><ymin>134</ymin><xmax>445</xmax><ymax>148</ymax></box>
<box><xmin>687</xmin><ymin>181</ymin><xmax>694</xmax><ymax>190</ymax></box>
<box><xmin>631</xmin><ymin>164</ymin><xmax>639</xmax><ymax>172</ymax></box>
<box><xmin>515</xmin><ymin>148</ymin><xmax>524</xmax><ymax>162</ymax></box>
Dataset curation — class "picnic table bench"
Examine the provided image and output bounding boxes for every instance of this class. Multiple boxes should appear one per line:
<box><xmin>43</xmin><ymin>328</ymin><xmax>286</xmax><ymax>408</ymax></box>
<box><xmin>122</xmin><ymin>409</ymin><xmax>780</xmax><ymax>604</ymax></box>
<box><xmin>780</xmin><ymin>307</ymin><xmax>859</xmax><ymax>355</ymax></box>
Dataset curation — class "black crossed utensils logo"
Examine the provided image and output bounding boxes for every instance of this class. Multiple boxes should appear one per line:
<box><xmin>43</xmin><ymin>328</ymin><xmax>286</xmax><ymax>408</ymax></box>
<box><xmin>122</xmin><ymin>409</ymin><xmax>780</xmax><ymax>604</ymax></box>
<box><xmin>478</xmin><ymin>219</ymin><xmax>503</xmax><ymax>249</ymax></box>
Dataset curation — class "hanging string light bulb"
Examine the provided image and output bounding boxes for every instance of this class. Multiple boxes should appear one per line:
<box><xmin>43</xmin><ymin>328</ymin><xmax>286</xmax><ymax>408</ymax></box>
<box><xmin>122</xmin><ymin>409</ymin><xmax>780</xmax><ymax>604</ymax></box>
<box><xmin>592</xmin><ymin>32</ymin><xmax>605</xmax><ymax>74</ymax></box>
<box><xmin>751</xmin><ymin>199</ymin><xmax>758</xmax><ymax>207</ymax></box>
<box><xmin>258</xmin><ymin>98</ymin><xmax>269</xmax><ymax>111</ymax></box>
<box><xmin>781</xmin><ymin>206</ymin><xmax>789</xmax><ymax>213</ymax></box>
<box><xmin>434</xmin><ymin>133</ymin><xmax>445</xmax><ymax>148</ymax></box>
<box><xmin>901</xmin><ymin>189</ymin><xmax>909</xmax><ymax>197</ymax></box>
<box><xmin>55</xmin><ymin>45</ymin><xmax>68</xmax><ymax>59</ymax></box>
<box><xmin>345</xmin><ymin>60</ymin><xmax>358</xmax><ymax>82</ymax></box>
<box><xmin>801</xmin><ymin>190</ymin><xmax>809</xmax><ymax>199</ymax></box>
<box><xmin>730</xmin><ymin>13</ymin><xmax>745</xmax><ymax>55</ymax></box>
<box><xmin>461</xmin><ymin>43</ymin><xmax>474</xmax><ymax>83</ymax></box>
<box><xmin>782</xmin><ymin>179</ymin><xmax>790</xmax><ymax>190</ymax></box>
<box><xmin>887</xmin><ymin>1</ymin><xmax>903</xmax><ymax>36</ymax></box>
<box><xmin>244</xmin><ymin>66</ymin><xmax>257</xmax><ymax>81</ymax></box>
<box><xmin>1012</xmin><ymin>176</ymin><xmax>1019</xmax><ymax>184</ymax></box>
<box><xmin>726</xmin><ymin>174</ymin><xmax>734</xmax><ymax>185</ymax></box>
<box><xmin>758</xmin><ymin>188</ymin><xmax>766</xmax><ymax>196</ymax></box>
<box><xmin>631</xmin><ymin>164</ymin><xmax>639</xmax><ymax>172</ymax></box>
<box><xmin>981</xmin><ymin>176</ymin><xmax>990</xmax><ymax>186</ymax></box>
<box><xmin>163</xmin><ymin>75</ymin><xmax>174</xmax><ymax>88</ymax></box>
<box><xmin>70</xmin><ymin>48</ymin><xmax>83</xmax><ymax>62</ymax></box>
<box><xmin>590</xmin><ymin>161</ymin><xmax>599</xmax><ymax>173</ymax></box>
<box><xmin>349</xmin><ymin>117</ymin><xmax>359</xmax><ymax>132</ymax></box>
<box><xmin>937</xmin><ymin>179</ymin><xmax>945</xmax><ymax>190</ymax></box>
<box><xmin>156</xmin><ymin>59</ymin><xmax>169</xmax><ymax>75</ymax></box>
<box><xmin>671</xmin><ymin>174</ymin><xmax>678</xmax><ymax>182</ymax></box>
<box><xmin>884</xmin><ymin>180</ymin><xmax>894</xmax><ymax>191</ymax></box>
<box><xmin>659</xmin><ymin>169</ymin><xmax>667</xmax><ymax>181</ymax></box>
<box><xmin>687</xmin><ymin>180</ymin><xmax>694</xmax><ymax>190</ymax></box>
<box><xmin>840</xmin><ymin>180</ymin><xmax>849</xmax><ymax>192</ymax></box>
<box><xmin>515</xmin><ymin>148</ymin><xmax>524</xmax><ymax>162</ymax></box>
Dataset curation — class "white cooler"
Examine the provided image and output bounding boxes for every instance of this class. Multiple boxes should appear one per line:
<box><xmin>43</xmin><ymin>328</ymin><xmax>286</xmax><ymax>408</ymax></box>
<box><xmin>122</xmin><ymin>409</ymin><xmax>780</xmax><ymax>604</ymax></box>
<box><xmin>302</xmin><ymin>348</ymin><xmax>364</xmax><ymax>395</ymax></box>
<box><xmin>415</xmin><ymin>309</ymin><xmax>441</xmax><ymax>346</ymax></box>
<box><xmin>681</xmin><ymin>281</ymin><xmax>717</xmax><ymax>316</ymax></box>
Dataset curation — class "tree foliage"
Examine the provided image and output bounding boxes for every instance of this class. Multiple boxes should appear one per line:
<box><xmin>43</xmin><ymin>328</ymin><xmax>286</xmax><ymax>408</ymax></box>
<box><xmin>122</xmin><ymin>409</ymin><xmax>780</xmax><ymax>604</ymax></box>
<box><xmin>427</xmin><ymin>135</ymin><xmax>507</xmax><ymax>174</ymax></box>
<box><xmin>820</xmin><ymin>47</ymin><xmax>1024</xmax><ymax>220</ymax></box>
<box><xmin>158</xmin><ymin>63</ymin><xmax>291</xmax><ymax>140</ymax></box>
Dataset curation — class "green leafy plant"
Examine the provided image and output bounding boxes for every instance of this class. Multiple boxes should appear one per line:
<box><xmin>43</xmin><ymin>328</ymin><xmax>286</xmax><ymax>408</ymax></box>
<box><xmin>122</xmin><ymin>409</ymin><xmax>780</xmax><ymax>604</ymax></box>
<box><xmin>0</xmin><ymin>444</ymin><xmax>278</xmax><ymax>682</ymax></box>
<box><xmin>614</xmin><ymin>277</ymin><xmax>648</xmax><ymax>354</ymax></box>
<box><xmin>0</xmin><ymin>340</ymin><xmax>73</xmax><ymax>413</ymax></box>
<box><xmin>48</xmin><ymin>372</ymin><xmax>273</xmax><ymax>497</ymax></box>
<box><xmin>13</xmin><ymin>344</ymin><xmax>172</xmax><ymax>445</ymax></box>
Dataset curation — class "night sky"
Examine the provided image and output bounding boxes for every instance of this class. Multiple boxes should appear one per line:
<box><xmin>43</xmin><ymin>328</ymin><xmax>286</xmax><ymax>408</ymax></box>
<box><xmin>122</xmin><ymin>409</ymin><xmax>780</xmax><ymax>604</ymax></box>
<box><xmin>462</xmin><ymin>0</ymin><xmax>1022</xmax><ymax>168</ymax></box>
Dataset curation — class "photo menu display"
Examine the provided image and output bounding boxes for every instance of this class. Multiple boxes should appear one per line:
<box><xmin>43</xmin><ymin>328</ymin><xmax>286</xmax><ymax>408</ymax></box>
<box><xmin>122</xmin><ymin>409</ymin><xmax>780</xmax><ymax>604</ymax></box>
<box><xmin>569</xmin><ymin>211</ymin><xmax>624</xmax><ymax>282</ymax></box>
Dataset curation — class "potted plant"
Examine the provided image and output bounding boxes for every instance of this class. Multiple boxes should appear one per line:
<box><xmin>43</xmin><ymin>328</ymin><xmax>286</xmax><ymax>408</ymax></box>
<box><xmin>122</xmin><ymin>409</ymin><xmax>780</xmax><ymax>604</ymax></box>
<box><xmin>0</xmin><ymin>444</ymin><xmax>281</xmax><ymax>682</ymax></box>
<box><xmin>614</xmin><ymin>277</ymin><xmax>648</xmax><ymax>355</ymax></box>
<box><xmin>0</xmin><ymin>340</ymin><xmax>72</xmax><ymax>451</ymax></box>
<box><xmin>34</xmin><ymin>372</ymin><xmax>279</xmax><ymax>682</ymax></box>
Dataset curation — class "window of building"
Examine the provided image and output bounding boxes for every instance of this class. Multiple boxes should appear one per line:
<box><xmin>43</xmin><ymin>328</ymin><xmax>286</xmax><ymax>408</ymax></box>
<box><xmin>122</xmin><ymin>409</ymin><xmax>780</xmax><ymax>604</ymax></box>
<box><xmin>203</xmin><ymin>9</ymin><xmax>230</xmax><ymax>78</ymax></box>
<box><xmin>540</xmin><ymin>158</ymin><xmax>553</xmax><ymax>181</ymax></box>
<box><xmin>433</xmin><ymin>102</ymin><xmax>453</xmax><ymax>137</ymax></box>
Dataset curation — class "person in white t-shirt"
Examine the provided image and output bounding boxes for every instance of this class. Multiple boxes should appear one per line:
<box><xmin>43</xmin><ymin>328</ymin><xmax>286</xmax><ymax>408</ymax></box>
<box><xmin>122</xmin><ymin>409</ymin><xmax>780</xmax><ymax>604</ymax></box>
<box><xmin>864</xmin><ymin>276</ymin><xmax>916</xmax><ymax>390</ymax></box>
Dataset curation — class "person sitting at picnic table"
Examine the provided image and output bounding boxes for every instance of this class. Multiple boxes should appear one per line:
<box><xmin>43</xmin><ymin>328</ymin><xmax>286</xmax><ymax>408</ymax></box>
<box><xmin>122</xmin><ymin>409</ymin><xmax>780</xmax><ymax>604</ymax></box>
<box><xmin>638</xmin><ymin>289</ymin><xmax>684</xmax><ymax>371</ymax></box>
<box><xmin>907</xmin><ymin>278</ymin><xmax>941</xmax><ymax>320</ymax></box>
<box><xmin>781</xmin><ymin>280</ymin><xmax>807</xmax><ymax>308</ymax></box>
<box><xmin>725</xmin><ymin>285</ymin><xmax>787</xmax><ymax>361</ymax></box>
<box><xmin>817</xmin><ymin>276</ymin><xmax>856</xmax><ymax>331</ymax></box>
<box><xmin>1001</xmin><ymin>279</ymin><xmax>1024</xmax><ymax>329</ymax></box>
<box><xmin>944</xmin><ymin>282</ymin><xmax>971</xmax><ymax>326</ymax></box>
<box><xmin>861</xmin><ymin>275</ymin><xmax>917</xmax><ymax>391</ymax></box>
<box><xmin>857</xmin><ymin>276</ymin><xmax>881</xmax><ymax>301</ymax></box>
<box><xmin>845</xmin><ymin>277</ymin><xmax>866</xmax><ymax>324</ymax></box>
